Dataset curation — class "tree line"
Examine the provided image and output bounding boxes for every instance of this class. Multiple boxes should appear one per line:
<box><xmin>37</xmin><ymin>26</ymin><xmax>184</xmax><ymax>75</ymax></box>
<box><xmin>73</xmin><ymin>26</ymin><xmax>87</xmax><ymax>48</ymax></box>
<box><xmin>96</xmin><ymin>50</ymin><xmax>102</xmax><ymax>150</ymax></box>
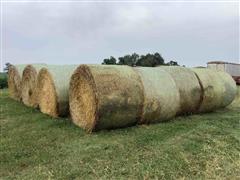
<box><xmin>1</xmin><ymin>54</ymin><xmax>180</xmax><ymax>89</ymax></box>
<box><xmin>0</xmin><ymin>63</ymin><xmax>11</xmax><ymax>89</ymax></box>
<box><xmin>102</xmin><ymin>52</ymin><xmax>179</xmax><ymax>67</ymax></box>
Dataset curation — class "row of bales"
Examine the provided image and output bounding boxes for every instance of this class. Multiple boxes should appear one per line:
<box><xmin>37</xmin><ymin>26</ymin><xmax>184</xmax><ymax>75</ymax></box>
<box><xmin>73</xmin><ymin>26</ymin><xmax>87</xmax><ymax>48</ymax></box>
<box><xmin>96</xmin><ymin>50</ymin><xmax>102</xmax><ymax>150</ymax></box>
<box><xmin>8</xmin><ymin>64</ymin><xmax>237</xmax><ymax>132</ymax></box>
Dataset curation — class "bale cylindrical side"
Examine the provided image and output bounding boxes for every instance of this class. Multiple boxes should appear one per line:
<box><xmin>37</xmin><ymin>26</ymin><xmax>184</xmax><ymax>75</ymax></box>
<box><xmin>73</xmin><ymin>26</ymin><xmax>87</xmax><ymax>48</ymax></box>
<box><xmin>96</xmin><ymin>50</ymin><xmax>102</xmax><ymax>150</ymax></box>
<box><xmin>21</xmin><ymin>64</ymin><xmax>46</xmax><ymax>107</ymax></box>
<box><xmin>37</xmin><ymin>65</ymin><xmax>77</xmax><ymax>117</ymax></box>
<box><xmin>192</xmin><ymin>68</ymin><xmax>237</xmax><ymax>112</ymax></box>
<box><xmin>217</xmin><ymin>71</ymin><xmax>237</xmax><ymax>108</ymax></box>
<box><xmin>229</xmin><ymin>86</ymin><xmax>240</xmax><ymax>108</ymax></box>
<box><xmin>160</xmin><ymin>66</ymin><xmax>202</xmax><ymax>115</ymax></box>
<box><xmin>69</xmin><ymin>65</ymin><xmax>144</xmax><ymax>132</ymax></box>
<box><xmin>8</xmin><ymin>65</ymin><xmax>26</xmax><ymax>101</ymax></box>
<box><xmin>134</xmin><ymin>67</ymin><xmax>180</xmax><ymax>124</ymax></box>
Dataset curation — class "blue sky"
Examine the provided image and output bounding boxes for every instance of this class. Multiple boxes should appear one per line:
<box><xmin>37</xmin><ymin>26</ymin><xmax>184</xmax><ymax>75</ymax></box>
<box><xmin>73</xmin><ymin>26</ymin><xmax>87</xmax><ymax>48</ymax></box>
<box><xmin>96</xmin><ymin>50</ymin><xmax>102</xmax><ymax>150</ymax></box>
<box><xmin>1</xmin><ymin>1</ymin><xmax>239</xmax><ymax>71</ymax></box>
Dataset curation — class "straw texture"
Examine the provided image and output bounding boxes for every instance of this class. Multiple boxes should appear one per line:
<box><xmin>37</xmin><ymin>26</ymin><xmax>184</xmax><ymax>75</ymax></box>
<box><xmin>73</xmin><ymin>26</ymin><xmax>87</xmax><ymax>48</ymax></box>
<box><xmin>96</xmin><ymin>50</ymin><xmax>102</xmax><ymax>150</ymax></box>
<box><xmin>218</xmin><ymin>71</ymin><xmax>237</xmax><ymax>108</ymax></box>
<box><xmin>192</xmin><ymin>68</ymin><xmax>236</xmax><ymax>112</ymax></box>
<box><xmin>37</xmin><ymin>65</ymin><xmax>77</xmax><ymax>117</ymax></box>
<box><xmin>69</xmin><ymin>65</ymin><xmax>143</xmax><ymax>132</ymax></box>
<box><xmin>229</xmin><ymin>86</ymin><xmax>240</xmax><ymax>108</ymax></box>
<box><xmin>21</xmin><ymin>64</ymin><xmax>46</xmax><ymax>107</ymax></box>
<box><xmin>134</xmin><ymin>67</ymin><xmax>180</xmax><ymax>124</ymax></box>
<box><xmin>8</xmin><ymin>64</ymin><xmax>26</xmax><ymax>101</ymax></box>
<box><xmin>161</xmin><ymin>66</ymin><xmax>202</xmax><ymax>115</ymax></box>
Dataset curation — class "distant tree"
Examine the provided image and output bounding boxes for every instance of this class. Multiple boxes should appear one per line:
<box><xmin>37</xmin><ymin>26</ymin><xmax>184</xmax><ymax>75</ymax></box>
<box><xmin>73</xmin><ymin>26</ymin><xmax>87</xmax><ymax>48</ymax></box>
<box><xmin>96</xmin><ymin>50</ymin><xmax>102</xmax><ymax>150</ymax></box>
<box><xmin>136</xmin><ymin>54</ymin><xmax>154</xmax><ymax>67</ymax></box>
<box><xmin>4</xmin><ymin>63</ymin><xmax>12</xmax><ymax>73</ymax></box>
<box><xmin>166</xmin><ymin>61</ymin><xmax>179</xmax><ymax>66</ymax></box>
<box><xmin>153</xmin><ymin>52</ymin><xmax>164</xmax><ymax>65</ymax></box>
<box><xmin>118</xmin><ymin>53</ymin><xmax>140</xmax><ymax>66</ymax></box>
<box><xmin>102</xmin><ymin>56</ymin><xmax>117</xmax><ymax>65</ymax></box>
<box><xmin>118</xmin><ymin>55</ymin><xmax>132</xmax><ymax>66</ymax></box>
<box><xmin>136</xmin><ymin>53</ymin><xmax>165</xmax><ymax>67</ymax></box>
<box><xmin>0</xmin><ymin>72</ymin><xmax>8</xmax><ymax>89</ymax></box>
<box><xmin>101</xmin><ymin>52</ymin><xmax>180</xmax><ymax>67</ymax></box>
<box><xmin>131</xmin><ymin>53</ymin><xmax>140</xmax><ymax>66</ymax></box>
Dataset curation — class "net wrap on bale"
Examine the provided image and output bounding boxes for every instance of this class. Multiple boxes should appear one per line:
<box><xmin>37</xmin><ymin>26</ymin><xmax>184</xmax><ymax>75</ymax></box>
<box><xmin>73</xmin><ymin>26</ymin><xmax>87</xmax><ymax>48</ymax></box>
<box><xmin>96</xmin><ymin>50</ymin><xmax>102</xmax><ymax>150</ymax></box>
<box><xmin>218</xmin><ymin>71</ymin><xmax>237</xmax><ymax>108</ymax></box>
<box><xmin>69</xmin><ymin>65</ymin><xmax>144</xmax><ymax>132</ymax></box>
<box><xmin>8</xmin><ymin>64</ymin><xmax>26</xmax><ymax>101</ymax></box>
<box><xmin>229</xmin><ymin>86</ymin><xmax>240</xmax><ymax>108</ymax></box>
<box><xmin>21</xmin><ymin>64</ymin><xmax>46</xmax><ymax>107</ymax></box>
<box><xmin>192</xmin><ymin>68</ymin><xmax>236</xmax><ymax>112</ymax></box>
<box><xmin>161</xmin><ymin>66</ymin><xmax>202</xmax><ymax>115</ymax></box>
<box><xmin>134</xmin><ymin>67</ymin><xmax>180</xmax><ymax>124</ymax></box>
<box><xmin>37</xmin><ymin>65</ymin><xmax>77</xmax><ymax>117</ymax></box>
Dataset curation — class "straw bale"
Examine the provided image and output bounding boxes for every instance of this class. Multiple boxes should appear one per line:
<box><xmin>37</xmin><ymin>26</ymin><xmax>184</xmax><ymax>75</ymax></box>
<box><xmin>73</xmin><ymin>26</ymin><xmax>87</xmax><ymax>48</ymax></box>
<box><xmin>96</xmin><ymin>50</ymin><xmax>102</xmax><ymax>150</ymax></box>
<box><xmin>8</xmin><ymin>64</ymin><xmax>26</xmax><ymax>101</ymax></box>
<box><xmin>229</xmin><ymin>86</ymin><xmax>240</xmax><ymax>108</ymax></box>
<box><xmin>192</xmin><ymin>68</ymin><xmax>236</xmax><ymax>112</ymax></box>
<box><xmin>69</xmin><ymin>65</ymin><xmax>143</xmax><ymax>132</ymax></box>
<box><xmin>37</xmin><ymin>65</ymin><xmax>77</xmax><ymax>117</ymax></box>
<box><xmin>21</xmin><ymin>64</ymin><xmax>46</xmax><ymax>107</ymax></box>
<box><xmin>161</xmin><ymin>66</ymin><xmax>202</xmax><ymax>115</ymax></box>
<box><xmin>134</xmin><ymin>67</ymin><xmax>180</xmax><ymax>123</ymax></box>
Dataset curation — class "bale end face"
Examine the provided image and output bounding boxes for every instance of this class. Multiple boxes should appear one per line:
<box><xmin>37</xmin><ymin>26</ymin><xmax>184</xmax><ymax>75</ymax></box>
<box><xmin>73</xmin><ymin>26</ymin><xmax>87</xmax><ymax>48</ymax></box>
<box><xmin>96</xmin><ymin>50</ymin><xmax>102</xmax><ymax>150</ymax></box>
<box><xmin>37</xmin><ymin>68</ymin><xmax>58</xmax><ymax>117</ymax></box>
<box><xmin>8</xmin><ymin>66</ymin><xmax>22</xmax><ymax>101</ymax></box>
<box><xmin>21</xmin><ymin>65</ymin><xmax>38</xmax><ymax>107</ymax></box>
<box><xmin>69</xmin><ymin>65</ymin><xmax>98</xmax><ymax>132</ymax></box>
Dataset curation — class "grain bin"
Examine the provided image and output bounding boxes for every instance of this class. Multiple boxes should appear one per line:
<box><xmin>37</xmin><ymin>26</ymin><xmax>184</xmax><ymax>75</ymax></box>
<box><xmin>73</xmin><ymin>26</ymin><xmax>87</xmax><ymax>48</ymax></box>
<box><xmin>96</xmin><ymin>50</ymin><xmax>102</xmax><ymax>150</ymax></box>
<box><xmin>160</xmin><ymin>66</ymin><xmax>202</xmax><ymax>115</ymax></box>
<box><xmin>21</xmin><ymin>64</ymin><xmax>46</xmax><ymax>107</ymax></box>
<box><xmin>8</xmin><ymin>64</ymin><xmax>26</xmax><ymax>101</ymax></box>
<box><xmin>134</xmin><ymin>67</ymin><xmax>180</xmax><ymax>124</ymax></box>
<box><xmin>69</xmin><ymin>65</ymin><xmax>143</xmax><ymax>132</ymax></box>
<box><xmin>192</xmin><ymin>68</ymin><xmax>236</xmax><ymax>112</ymax></box>
<box><xmin>37</xmin><ymin>65</ymin><xmax>77</xmax><ymax>117</ymax></box>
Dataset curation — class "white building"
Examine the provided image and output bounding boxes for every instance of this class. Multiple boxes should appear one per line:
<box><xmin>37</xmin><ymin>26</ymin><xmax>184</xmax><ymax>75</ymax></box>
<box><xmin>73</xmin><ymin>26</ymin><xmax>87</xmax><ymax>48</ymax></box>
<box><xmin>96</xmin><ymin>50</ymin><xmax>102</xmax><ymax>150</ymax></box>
<box><xmin>207</xmin><ymin>61</ymin><xmax>240</xmax><ymax>76</ymax></box>
<box><xmin>207</xmin><ymin>61</ymin><xmax>240</xmax><ymax>84</ymax></box>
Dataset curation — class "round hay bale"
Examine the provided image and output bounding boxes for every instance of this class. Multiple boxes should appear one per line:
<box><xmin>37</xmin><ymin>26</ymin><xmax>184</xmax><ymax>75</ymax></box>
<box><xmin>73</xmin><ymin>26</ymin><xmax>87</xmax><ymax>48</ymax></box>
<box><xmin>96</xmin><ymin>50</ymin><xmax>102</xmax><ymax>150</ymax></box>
<box><xmin>229</xmin><ymin>85</ymin><xmax>240</xmax><ymax>108</ymax></box>
<box><xmin>134</xmin><ymin>67</ymin><xmax>180</xmax><ymax>124</ymax></box>
<box><xmin>8</xmin><ymin>64</ymin><xmax>26</xmax><ymax>101</ymax></box>
<box><xmin>21</xmin><ymin>64</ymin><xmax>46</xmax><ymax>107</ymax></box>
<box><xmin>69</xmin><ymin>65</ymin><xmax>143</xmax><ymax>132</ymax></box>
<box><xmin>192</xmin><ymin>68</ymin><xmax>237</xmax><ymax>112</ymax></box>
<box><xmin>218</xmin><ymin>71</ymin><xmax>237</xmax><ymax>108</ymax></box>
<box><xmin>37</xmin><ymin>65</ymin><xmax>77</xmax><ymax>117</ymax></box>
<box><xmin>160</xmin><ymin>66</ymin><xmax>202</xmax><ymax>115</ymax></box>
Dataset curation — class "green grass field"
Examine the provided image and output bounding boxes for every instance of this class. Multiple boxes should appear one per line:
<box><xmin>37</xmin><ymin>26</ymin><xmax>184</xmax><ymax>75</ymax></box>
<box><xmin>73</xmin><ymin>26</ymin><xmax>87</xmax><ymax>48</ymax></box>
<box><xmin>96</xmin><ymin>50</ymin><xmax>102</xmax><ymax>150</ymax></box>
<box><xmin>0</xmin><ymin>89</ymin><xmax>239</xmax><ymax>179</ymax></box>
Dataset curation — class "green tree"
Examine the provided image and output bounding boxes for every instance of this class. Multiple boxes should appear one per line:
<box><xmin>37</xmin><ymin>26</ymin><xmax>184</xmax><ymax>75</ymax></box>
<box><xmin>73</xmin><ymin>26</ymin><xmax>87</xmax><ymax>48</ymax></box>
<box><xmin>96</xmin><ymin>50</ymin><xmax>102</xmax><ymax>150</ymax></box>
<box><xmin>101</xmin><ymin>52</ymin><xmax>178</xmax><ymax>67</ymax></box>
<box><xmin>166</xmin><ymin>61</ymin><xmax>179</xmax><ymax>66</ymax></box>
<box><xmin>136</xmin><ymin>53</ymin><xmax>165</xmax><ymax>67</ymax></box>
<box><xmin>118</xmin><ymin>54</ymin><xmax>137</xmax><ymax>66</ymax></box>
<box><xmin>0</xmin><ymin>72</ymin><xmax>8</xmax><ymax>89</ymax></box>
<box><xmin>154</xmin><ymin>53</ymin><xmax>164</xmax><ymax>65</ymax></box>
<box><xmin>131</xmin><ymin>53</ymin><xmax>140</xmax><ymax>66</ymax></box>
<box><xmin>102</xmin><ymin>56</ymin><xmax>117</xmax><ymax>65</ymax></box>
<box><xmin>4</xmin><ymin>63</ymin><xmax>12</xmax><ymax>73</ymax></box>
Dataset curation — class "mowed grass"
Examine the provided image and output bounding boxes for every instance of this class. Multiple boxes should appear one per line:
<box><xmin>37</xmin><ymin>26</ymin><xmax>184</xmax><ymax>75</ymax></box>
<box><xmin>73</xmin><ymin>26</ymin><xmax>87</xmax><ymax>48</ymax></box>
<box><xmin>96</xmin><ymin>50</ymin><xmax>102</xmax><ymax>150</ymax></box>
<box><xmin>0</xmin><ymin>89</ymin><xmax>239</xmax><ymax>179</ymax></box>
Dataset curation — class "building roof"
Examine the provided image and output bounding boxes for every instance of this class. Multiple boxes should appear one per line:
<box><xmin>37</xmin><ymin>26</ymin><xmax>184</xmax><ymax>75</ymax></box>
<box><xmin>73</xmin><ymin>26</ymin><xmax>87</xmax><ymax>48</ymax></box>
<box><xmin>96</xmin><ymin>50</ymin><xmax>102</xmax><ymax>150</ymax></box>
<box><xmin>207</xmin><ymin>61</ymin><xmax>240</xmax><ymax>66</ymax></box>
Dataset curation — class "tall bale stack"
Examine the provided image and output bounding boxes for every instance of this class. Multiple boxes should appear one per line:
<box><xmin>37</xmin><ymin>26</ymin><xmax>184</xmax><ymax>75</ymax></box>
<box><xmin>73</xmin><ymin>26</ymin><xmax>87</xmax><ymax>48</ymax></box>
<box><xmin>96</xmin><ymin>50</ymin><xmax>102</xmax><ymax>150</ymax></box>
<box><xmin>8</xmin><ymin>64</ymin><xmax>26</xmax><ymax>101</ymax></box>
<box><xmin>69</xmin><ymin>65</ymin><xmax>143</xmax><ymax>132</ymax></box>
<box><xmin>134</xmin><ymin>67</ymin><xmax>180</xmax><ymax>124</ymax></box>
<box><xmin>21</xmin><ymin>64</ymin><xmax>46</xmax><ymax>107</ymax></box>
<box><xmin>160</xmin><ymin>66</ymin><xmax>202</xmax><ymax>115</ymax></box>
<box><xmin>37</xmin><ymin>65</ymin><xmax>77</xmax><ymax>117</ymax></box>
<box><xmin>192</xmin><ymin>68</ymin><xmax>236</xmax><ymax>112</ymax></box>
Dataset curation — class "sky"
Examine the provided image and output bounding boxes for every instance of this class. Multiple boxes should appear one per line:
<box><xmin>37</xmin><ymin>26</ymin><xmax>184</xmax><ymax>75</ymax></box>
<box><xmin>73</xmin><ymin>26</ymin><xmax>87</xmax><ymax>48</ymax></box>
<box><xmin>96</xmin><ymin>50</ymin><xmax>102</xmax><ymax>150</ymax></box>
<box><xmin>0</xmin><ymin>1</ymin><xmax>239</xmax><ymax>72</ymax></box>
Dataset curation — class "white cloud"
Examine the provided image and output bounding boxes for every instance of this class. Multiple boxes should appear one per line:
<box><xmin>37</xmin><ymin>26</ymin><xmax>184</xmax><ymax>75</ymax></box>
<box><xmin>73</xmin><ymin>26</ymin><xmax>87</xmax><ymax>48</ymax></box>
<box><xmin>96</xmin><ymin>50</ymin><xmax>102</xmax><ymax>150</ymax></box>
<box><xmin>1</xmin><ymin>1</ymin><xmax>239</xmax><ymax>71</ymax></box>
